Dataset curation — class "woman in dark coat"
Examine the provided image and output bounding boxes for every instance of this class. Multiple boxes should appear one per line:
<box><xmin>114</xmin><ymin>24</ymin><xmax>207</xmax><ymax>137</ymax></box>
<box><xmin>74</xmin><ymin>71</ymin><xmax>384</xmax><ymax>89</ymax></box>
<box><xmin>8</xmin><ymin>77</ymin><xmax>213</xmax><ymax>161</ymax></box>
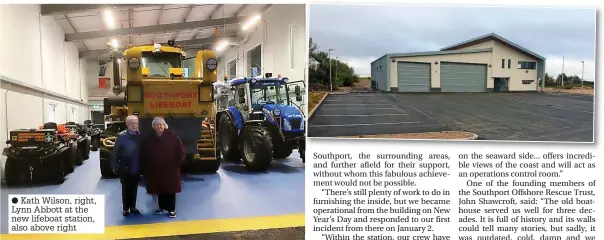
<box><xmin>140</xmin><ymin>117</ymin><xmax>185</xmax><ymax>218</ymax></box>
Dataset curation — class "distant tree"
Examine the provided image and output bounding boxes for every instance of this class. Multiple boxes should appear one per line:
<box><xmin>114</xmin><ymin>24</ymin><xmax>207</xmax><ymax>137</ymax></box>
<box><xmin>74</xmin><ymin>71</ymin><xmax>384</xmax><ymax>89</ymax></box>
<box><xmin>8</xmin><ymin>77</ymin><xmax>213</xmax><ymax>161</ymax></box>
<box><xmin>309</xmin><ymin>37</ymin><xmax>359</xmax><ymax>90</ymax></box>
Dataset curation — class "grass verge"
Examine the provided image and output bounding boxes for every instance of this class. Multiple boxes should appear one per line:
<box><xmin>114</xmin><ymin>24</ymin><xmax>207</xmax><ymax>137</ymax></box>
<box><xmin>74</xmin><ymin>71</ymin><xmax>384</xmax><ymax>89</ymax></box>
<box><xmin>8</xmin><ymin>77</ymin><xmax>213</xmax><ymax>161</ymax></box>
<box><xmin>309</xmin><ymin>91</ymin><xmax>328</xmax><ymax>115</ymax></box>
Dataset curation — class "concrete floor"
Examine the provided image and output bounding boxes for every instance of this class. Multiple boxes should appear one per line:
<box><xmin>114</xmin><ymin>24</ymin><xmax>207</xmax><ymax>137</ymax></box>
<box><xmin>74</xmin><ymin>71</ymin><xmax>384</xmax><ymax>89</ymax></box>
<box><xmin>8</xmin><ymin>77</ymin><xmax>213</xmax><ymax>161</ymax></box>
<box><xmin>0</xmin><ymin>150</ymin><xmax>305</xmax><ymax>238</ymax></box>
<box><xmin>309</xmin><ymin>92</ymin><xmax>594</xmax><ymax>142</ymax></box>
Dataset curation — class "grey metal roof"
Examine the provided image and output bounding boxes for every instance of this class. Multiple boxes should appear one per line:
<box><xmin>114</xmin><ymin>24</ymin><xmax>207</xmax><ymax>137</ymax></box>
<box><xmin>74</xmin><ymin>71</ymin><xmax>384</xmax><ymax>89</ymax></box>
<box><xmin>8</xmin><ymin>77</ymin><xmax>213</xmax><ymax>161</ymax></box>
<box><xmin>375</xmin><ymin>48</ymin><xmax>493</xmax><ymax>62</ymax></box>
<box><xmin>440</xmin><ymin>33</ymin><xmax>545</xmax><ymax>60</ymax></box>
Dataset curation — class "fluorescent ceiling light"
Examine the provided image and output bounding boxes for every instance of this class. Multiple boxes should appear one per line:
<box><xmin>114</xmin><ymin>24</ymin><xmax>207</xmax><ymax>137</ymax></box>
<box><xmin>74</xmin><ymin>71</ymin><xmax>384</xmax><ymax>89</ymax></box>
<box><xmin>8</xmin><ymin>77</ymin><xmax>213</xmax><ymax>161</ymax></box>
<box><xmin>104</xmin><ymin>9</ymin><xmax>114</xmax><ymax>29</ymax></box>
<box><xmin>242</xmin><ymin>14</ymin><xmax>261</xmax><ymax>31</ymax></box>
<box><xmin>215</xmin><ymin>39</ymin><xmax>229</xmax><ymax>52</ymax></box>
<box><xmin>111</xmin><ymin>38</ymin><xmax>118</xmax><ymax>49</ymax></box>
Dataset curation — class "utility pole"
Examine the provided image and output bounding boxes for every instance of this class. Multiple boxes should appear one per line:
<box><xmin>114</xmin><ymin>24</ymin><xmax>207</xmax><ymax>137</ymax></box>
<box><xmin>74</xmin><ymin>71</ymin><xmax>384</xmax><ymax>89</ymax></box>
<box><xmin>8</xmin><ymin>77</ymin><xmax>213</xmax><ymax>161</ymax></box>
<box><xmin>581</xmin><ymin>60</ymin><xmax>585</xmax><ymax>89</ymax></box>
<box><xmin>335</xmin><ymin>56</ymin><xmax>339</xmax><ymax>84</ymax></box>
<box><xmin>328</xmin><ymin>49</ymin><xmax>334</xmax><ymax>91</ymax></box>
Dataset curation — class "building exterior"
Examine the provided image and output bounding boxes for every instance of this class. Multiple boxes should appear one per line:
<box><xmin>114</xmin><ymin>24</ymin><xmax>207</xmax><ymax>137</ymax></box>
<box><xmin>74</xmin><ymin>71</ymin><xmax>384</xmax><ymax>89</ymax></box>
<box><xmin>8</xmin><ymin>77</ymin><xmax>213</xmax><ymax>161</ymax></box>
<box><xmin>371</xmin><ymin>33</ymin><xmax>546</xmax><ymax>93</ymax></box>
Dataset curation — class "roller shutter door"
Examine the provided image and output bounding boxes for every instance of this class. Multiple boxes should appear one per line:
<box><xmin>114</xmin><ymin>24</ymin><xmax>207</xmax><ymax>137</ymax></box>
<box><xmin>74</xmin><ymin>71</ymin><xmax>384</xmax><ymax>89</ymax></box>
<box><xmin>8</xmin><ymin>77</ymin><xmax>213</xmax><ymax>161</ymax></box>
<box><xmin>397</xmin><ymin>62</ymin><xmax>430</xmax><ymax>92</ymax></box>
<box><xmin>440</xmin><ymin>62</ymin><xmax>487</xmax><ymax>92</ymax></box>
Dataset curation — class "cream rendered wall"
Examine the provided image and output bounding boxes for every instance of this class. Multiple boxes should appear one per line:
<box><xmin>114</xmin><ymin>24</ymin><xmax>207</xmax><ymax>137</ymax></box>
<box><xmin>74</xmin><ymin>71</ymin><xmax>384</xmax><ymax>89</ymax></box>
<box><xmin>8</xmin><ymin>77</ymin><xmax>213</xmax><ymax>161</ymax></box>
<box><xmin>389</xmin><ymin>51</ymin><xmax>492</xmax><ymax>89</ymax></box>
<box><xmin>490</xmin><ymin>41</ymin><xmax>538</xmax><ymax>91</ymax></box>
<box><xmin>452</xmin><ymin>41</ymin><xmax>494</xmax><ymax>51</ymax></box>
<box><xmin>0</xmin><ymin>4</ymin><xmax>90</xmax><ymax>179</ymax></box>
<box><xmin>216</xmin><ymin>4</ymin><xmax>307</xmax><ymax>113</ymax></box>
<box><xmin>452</xmin><ymin>40</ymin><xmax>538</xmax><ymax>91</ymax></box>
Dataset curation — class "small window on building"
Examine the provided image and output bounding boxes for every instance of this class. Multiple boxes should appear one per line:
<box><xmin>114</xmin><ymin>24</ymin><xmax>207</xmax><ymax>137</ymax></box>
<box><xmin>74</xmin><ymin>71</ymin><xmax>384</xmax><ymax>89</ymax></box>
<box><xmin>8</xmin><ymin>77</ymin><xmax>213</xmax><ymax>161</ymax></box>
<box><xmin>501</xmin><ymin>59</ymin><xmax>505</xmax><ymax>68</ymax></box>
<box><xmin>508</xmin><ymin>59</ymin><xmax>511</xmax><ymax>69</ymax></box>
<box><xmin>522</xmin><ymin>80</ymin><xmax>534</xmax><ymax>84</ymax></box>
<box><xmin>247</xmin><ymin>45</ymin><xmax>261</xmax><ymax>77</ymax></box>
<box><xmin>71</xmin><ymin>107</ymin><xmax>76</xmax><ymax>122</ymax></box>
<box><xmin>518</xmin><ymin>61</ymin><xmax>537</xmax><ymax>70</ymax></box>
<box><xmin>48</xmin><ymin>103</ymin><xmax>57</xmax><ymax>122</ymax></box>
<box><xmin>227</xmin><ymin>59</ymin><xmax>237</xmax><ymax>79</ymax></box>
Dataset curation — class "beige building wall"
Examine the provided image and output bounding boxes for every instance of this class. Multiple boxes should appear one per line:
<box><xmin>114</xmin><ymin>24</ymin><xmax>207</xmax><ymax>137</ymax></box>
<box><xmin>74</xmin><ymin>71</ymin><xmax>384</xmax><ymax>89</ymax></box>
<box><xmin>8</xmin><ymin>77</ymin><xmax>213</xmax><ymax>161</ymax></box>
<box><xmin>453</xmin><ymin>41</ymin><xmax>494</xmax><ymax>51</ymax></box>
<box><xmin>389</xmin><ymin>51</ymin><xmax>492</xmax><ymax>89</ymax></box>
<box><xmin>454</xmin><ymin>40</ymin><xmax>539</xmax><ymax>91</ymax></box>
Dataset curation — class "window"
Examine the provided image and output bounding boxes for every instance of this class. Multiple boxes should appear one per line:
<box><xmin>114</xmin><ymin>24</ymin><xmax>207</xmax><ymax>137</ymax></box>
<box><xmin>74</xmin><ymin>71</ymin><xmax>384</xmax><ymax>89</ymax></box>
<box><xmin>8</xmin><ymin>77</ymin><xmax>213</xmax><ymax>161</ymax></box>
<box><xmin>522</xmin><ymin>80</ymin><xmax>534</xmax><ymax>84</ymax></box>
<box><xmin>228</xmin><ymin>59</ymin><xmax>237</xmax><ymax>79</ymax></box>
<box><xmin>141</xmin><ymin>52</ymin><xmax>182</xmax><ymax>77</ymax></box>
<box><xmin>508</xmin><ymin>59</ymin><xmax>511</xmax><ymax>69</ymax></box>
<box><xmin>182</xmin><ymin>58</ymin><xmax>195</xmax><ymax>77</ymax></box>
<box><xmin>71</xmin><ymin>107</ymin><xmax>76</xmax><ymax>122</ymax></box>
<box><xmin>518</xmin><ymin>61</ymin><xmax>537</xmax><ymax>70</ymax></box>
<box><xmin>247</xmin><ymin>45</ymin><xmax>262</xmax><ymax>77</ymax></box>
<box><xmin>48</xmin><ymin>103</ymin><xmax>57</xmax><ymax>122</ymax></box>
<box><xmin>289</xmin><ymin>24</ymin><xmax>295</xmax><ymax>69</ymax></box>
<box><xmin>502</xmin><ymin>59</ymin><xmax>505</xmax><ymax>68</ymax></box>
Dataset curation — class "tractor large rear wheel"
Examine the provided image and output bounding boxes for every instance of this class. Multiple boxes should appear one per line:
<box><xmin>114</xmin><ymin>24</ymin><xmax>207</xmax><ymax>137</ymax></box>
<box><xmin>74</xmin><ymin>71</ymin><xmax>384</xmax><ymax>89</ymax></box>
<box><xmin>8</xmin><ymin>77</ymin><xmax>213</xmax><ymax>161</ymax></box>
<box><xmin>219</xmin><ymin>114</ymin><xmax>241</xmax><ymax>161</ymax></box>
<box><xmin>240</xmin><ymin>124</ymin><xmax>273</xmax><ymax>171</ymax></box>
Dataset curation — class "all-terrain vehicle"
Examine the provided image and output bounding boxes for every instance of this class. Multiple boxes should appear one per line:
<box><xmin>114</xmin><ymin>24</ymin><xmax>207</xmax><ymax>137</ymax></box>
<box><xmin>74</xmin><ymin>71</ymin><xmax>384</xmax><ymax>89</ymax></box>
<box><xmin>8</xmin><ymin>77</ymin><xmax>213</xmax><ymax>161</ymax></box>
<box><xmin>65</xmin><ymin>122</ymin><xmax>91</xmax><ymax>164</ymax></box>
<box><xmin>216</xmin><ymin>74</ymin><xmax>306</xmax><ymax>171</ymax></box>
<box><xmin>37</xmin><ymin>122</ymin><xmax>80</xmax><ymax>174</ymax></box>
<box><xmin>83</xmin><ymin>120</ymin><xmax>102</xmax><ymax>151</ymax></box>
<box><xmin>2</xmin><ymin>128</ymin><xmax>75</xmax><ymax>186</ymax></box>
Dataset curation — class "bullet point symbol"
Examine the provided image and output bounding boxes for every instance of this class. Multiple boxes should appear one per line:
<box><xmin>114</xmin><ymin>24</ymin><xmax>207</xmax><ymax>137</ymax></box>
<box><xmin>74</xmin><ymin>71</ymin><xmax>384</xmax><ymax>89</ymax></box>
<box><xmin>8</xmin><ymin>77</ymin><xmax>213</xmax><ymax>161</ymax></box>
<box><xmin>12</xmin><ymin>197</ymin><xmax>18</xmax><ymax>204</ymax></box>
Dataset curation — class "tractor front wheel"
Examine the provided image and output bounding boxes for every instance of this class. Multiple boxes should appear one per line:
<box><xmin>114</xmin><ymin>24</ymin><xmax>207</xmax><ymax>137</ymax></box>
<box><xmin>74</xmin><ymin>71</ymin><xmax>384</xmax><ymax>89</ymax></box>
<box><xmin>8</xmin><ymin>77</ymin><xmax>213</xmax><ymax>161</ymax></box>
<box><xmin>219</xmin><ymin>114</ymin><xmax>241</xmax><ymax>161</ymax></box>
<box><xmin>273</xmin><ymin>139</ymin><xmax>293</xmax><ymax>159</ymax></box>
<box><xmin>240</xmin><ymin>124</ymin><xmax>273</xmax><ymax>171</ymax></box>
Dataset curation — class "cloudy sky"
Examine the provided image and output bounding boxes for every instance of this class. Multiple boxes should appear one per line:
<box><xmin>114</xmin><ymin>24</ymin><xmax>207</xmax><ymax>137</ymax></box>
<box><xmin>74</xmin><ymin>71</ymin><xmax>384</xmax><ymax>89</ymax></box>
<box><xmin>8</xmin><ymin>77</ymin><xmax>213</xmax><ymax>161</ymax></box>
<box><xmin>309</xmin><ymin>4</ymin><xmax>596</xmax><ymax>81</ymax></box>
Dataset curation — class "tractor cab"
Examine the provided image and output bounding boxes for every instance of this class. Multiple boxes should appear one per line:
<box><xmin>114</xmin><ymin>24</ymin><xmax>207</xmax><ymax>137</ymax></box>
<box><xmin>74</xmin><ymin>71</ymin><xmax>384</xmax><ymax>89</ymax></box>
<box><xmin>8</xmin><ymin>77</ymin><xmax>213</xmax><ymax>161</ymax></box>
<box><xmin>230</xmin><ymin>74</ymin><xmax>304</xmax><ymax>126</ymax></box>
<box><xmin>137</xmin><ymin>43</ymin><xmax>186</xmax><ymax>78</ymax></box>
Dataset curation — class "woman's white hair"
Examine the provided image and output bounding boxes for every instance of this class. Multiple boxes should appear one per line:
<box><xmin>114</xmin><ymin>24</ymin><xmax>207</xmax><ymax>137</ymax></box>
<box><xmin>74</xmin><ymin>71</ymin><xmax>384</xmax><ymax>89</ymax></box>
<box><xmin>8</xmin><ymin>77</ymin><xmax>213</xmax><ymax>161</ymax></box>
<box><xmin>151</xmin><ymin>117</ymin><xmax>168</xmax><ymax>129</ymax></box>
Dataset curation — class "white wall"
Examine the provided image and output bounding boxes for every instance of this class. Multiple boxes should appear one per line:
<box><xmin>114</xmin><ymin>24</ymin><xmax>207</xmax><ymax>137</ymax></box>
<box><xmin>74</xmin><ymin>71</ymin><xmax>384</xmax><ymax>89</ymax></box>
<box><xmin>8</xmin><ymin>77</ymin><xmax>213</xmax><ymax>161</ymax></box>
<box><xmin>0</xmin><ymin>4</ymin><xmax>91</xmax><ymax>179</ymax></box>
<box><xmin>216</xmin><ymin>4</ymin><xmax>307</xmax><ymax>111</ymax></box>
